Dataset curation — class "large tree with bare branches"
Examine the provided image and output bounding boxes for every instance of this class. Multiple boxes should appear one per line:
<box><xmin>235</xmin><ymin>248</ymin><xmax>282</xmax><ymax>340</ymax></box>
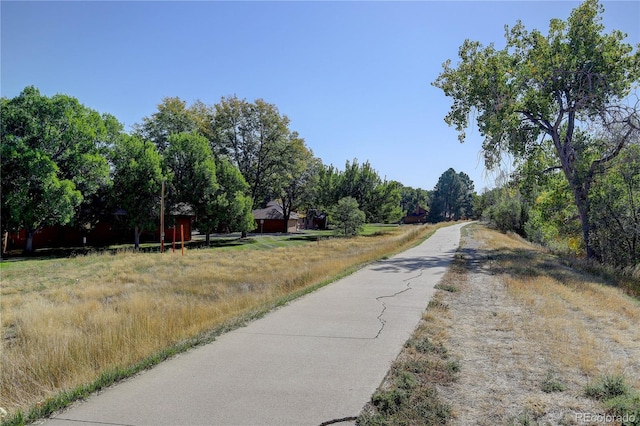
<box><xmin>433</xmin><ymin>0</ymin><xmax>639</xmax><ymax>258</ymax></box>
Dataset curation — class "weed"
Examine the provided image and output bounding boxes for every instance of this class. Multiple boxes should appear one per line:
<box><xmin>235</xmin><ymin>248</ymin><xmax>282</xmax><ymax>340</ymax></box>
<box><xmin>604</xmin><ymin>392</ymin><xmax>640</xmax><ymax>423</ymax></box>
<box><xmin>412</xmin><ymin>387</ymin><xmax>452</xmax><ymax>424</ymax></box>
<box><xmin>434</xmin><ymin>283</ymin><xmax>458</xmax><ymax>292</ymax></box>
<box><xmin>427</xmin><ymin>300</ymin><xmax>449</xmax><ymax>311</ymax></box>
<box><xmin>371</xmin><ymin>389</ymin><xmax>409</xmax><ymax>415</ymax></box>
<box><xmin>585</xmin><ymin>374</ymin><xmax>630</xmax><ymax>400</ymax></box>
<box><xmin>407</xmin><ymin>336</ymin><xmax>449</xmax><ymax>358</ymax></box>
<box><xmin>445</xmin><ymin>359</ymin><xmax>461</xmax><ymax>375</ymax></box>
<box><xmin>396</xmin><ymin>371</ymin><xmax>418</xmax><ymax>390</ymax></box>
<box><xmin>511</xmin><ymin>410</ymin><xmax>536</xmax><ymax>426</ymax></box>
<box><xmin>541</xmin><ymin>371</ymin><xmax>567</xmax><ymax>393</ymax></box>
<box><xmin>401</xmin><ymin>359</ymin><xmax>429</xmax><ymax>374</ymax></box>
<box><xmin>583</xmin><ymin>375</ymin><xmax>640</xmax><ymax>423</ymax></box>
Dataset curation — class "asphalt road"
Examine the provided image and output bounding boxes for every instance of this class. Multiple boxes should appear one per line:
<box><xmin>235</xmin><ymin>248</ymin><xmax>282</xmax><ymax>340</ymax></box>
<box><xmin>42</xmin><ymin>222</ymin><xmax>468</xmax><ymax>426</ymax></box>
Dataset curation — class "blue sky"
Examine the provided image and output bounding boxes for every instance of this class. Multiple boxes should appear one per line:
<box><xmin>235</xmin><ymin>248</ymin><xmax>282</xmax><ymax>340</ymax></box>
<box><xmin>2</xmin><ymin>1</ymin><xmax>639</xmax><ymax>192</ymax></box>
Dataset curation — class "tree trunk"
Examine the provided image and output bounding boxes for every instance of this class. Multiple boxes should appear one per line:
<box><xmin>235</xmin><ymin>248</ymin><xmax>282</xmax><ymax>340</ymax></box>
<box><xmin>24</xmin><ymin>229</ymin><xmax>36</xmax><ymax>254</ymax></box>
<box><xmin>205</xmin><ymin>231</ymin><xmax>211</xmax><ymax>246</ymax></box>
<box><xmin>574</xmin><ymin>189</ymin><xmax>595</xmax><ymax>259</ymax></box>
<box><xmin>553</xmin><ymin>127</ymin><xmax>597</xmax><ymax>260</ymax></box>
<box><xmin>134</xmin><ymin>225</ymin><xmax>141</xmax><ymax>250</ymax></box>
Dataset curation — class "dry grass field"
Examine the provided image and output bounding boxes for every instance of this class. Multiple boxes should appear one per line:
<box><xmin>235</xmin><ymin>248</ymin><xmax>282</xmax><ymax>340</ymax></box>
<box><xmin>359</xmin><ymin>223</ymin><xmax>640</xmax><ymax>425</ymax></box>
<box><xmin>0</xmin><ymin>224</ymin><xmax>443</xmax><ymax>423</ymax></box>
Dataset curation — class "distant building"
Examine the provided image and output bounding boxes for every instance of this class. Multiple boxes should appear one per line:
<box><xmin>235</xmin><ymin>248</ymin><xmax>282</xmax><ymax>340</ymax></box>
<box><xmin>252</xmin><ymin>201</ymin><xmax>299</xmax><ymax>233</ymax></box>
<box><xmin>402</xmin><ymin>205</ymin><xmax>428</xmax><ymax>224</ymax></box>
<box><xmin>4</xmin><ymin>204</ymin><xmax>194</xmax><ymax>251</ymax></box>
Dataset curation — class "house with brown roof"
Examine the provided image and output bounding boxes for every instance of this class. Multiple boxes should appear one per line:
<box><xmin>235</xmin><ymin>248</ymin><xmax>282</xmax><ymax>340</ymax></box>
<box><xmin>402</xmin><ymin>205</ymin><xmax>428</xmax><ymax>224</ymax></box>
<box><xmin>252</xmin><ymin>201</ymin><xmax>299</xmax><ymax>233</ymax></box>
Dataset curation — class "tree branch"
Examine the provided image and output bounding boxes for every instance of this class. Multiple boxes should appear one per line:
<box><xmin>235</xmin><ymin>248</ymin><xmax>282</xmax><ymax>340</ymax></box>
<box><xmin>542</xmin><ymin>165</ymin><xmax>563</xmax><ymax>174</ymax></box>
<box><xmin>516</xmin><ymin>110</ymin><xmax>552</xmax><ymax>134</ymax></box>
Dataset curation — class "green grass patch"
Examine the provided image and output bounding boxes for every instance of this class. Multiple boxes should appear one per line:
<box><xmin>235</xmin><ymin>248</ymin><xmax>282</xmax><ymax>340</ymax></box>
<box><xmin>434</xmin><ymin>283</ymin><xmax>458</xmax><ymax>292</ymax></box>
<box><xmin>541</xmin><ymin>371</ymin><xmax>567</xmax><ymax>393</ymax></box>
<box><xmin>585</xmin><ymin>374</ymin><xmax>630</xmax><ymax>400</ymax></box>
<box><xmin>584</xmin><ymin>374</ymin><xmax>640</xmax><ymax>423</ymax></box>
<box><xmin>604</xmin><ymin>393</ymin><xmax>640</xmax><ymax>423</ymax></box>
<box><xmin>361</xmin><ymin>224</ymin><xmax>401</xmax><ymax>236</ymax></box>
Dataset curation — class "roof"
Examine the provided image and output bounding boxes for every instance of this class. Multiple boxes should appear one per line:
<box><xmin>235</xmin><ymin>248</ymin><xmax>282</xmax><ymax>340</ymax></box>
<box><xmin>169</xmin><ymin>202</ymin><xmax>195</xmax><ymax>216</ymax></box>
<box><xmin>252</xmin><ymin>201</ymin><xmax>299</xmax><ymax>220</ymax></box>
<box><xmin>407</xmin><ymin>205</ymin><xmax>427</xmax><ymax>216</ymax></box>
<box><xmin>113</xmin><ymin>203</ymin><xmax>195</xmax><ymax>217</ymax></box>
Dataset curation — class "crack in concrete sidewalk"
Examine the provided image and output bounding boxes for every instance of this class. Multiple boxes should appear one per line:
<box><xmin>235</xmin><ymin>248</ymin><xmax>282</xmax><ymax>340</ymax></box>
<box><xmin>373</xmin><ymin>270</ymin><xmax>424</xmax><ymax>339</ymax></box>
<box><xmin>318</xmin><ymin>415</ymin><xmax>358</xmax><ymax>425</ymax></box>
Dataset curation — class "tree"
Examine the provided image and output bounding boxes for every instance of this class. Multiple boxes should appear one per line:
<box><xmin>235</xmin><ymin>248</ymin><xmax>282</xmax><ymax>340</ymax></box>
<box><xmin>589</xmin><ymin>144</ymin><xmax>640</xmax><ymax>266</ymax></box>
<box><xmin>163</xmin><ymin>132</ymin><xmax>218</xmax><ymax>226</ymax></box>
<box><xmin>433</xmin><ymin>0</ymin><xmax>640</xmax><ymax>258</ymax></box>
<box><xmin>110</xmin><ymin>134</ymin><xmax>164</xmax><ymax>249</ymax></box>
<box><xmin>483</xmin><ymin>187</ymin><xmax>529</xmax><ymax>235</ymax></box>
<box><xmin>1</xmin><ymin>139</ymin><xmax>81</xmax><ymax>253</ymax></box>
<box><xmin>133</xmin><ymin>97</ymin><xmax>199</xmax><ymax>153</ymax></box>
<box><xmin>400</xmin><ymin>186</ymin><xmax>430</xmax><ymax>217</ymax></box>
<box><xmin>211</xmin><ymin>96</ymin><xmax>291</xmax><ymax>207</ymax></box>
<box><xmin>366</xmin><ymin>180</ymin><xmax>403</xmax><ymax>224</ymax></box>
<box><xmin>429</xmin><ymin>168</ymin><xmax>475</xmax><ymax>222</ymax></box>
<box><xmin>313</xmin><ymin>164</ymin><xmax>340</xmax><ymax>212</ymax></box>
<box><xmin>332</xmin><ymin>197</ymin><xmax>366</xmax><ymax>237</ymax></box>
<box><xmin>1</xmin><ymin>86</ymin><xmax>115</xmax><ymax>253</ymax></box>
<box><xmin>457</xmin><ymin>172</ymin><xmax>476</xmax><ymax>219</ymax></box>
<box><xmin>272</xmin><ymin>134</ymin><xmax>322</xmax><ymax>233</ymax></box>
<box><xmin>200</xmin><ymin>157</ymin><xmax>255</xmax><ymax>242</ymax></box>
<box><xmin>335</xmin><ymin>159</ymin><xmax>381</xmax><ymax>219</ymax></box>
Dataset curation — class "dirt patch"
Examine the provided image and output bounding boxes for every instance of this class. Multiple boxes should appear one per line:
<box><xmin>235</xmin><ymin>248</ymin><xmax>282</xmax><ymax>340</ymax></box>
<box><xmin>439</xmin><ymin>227</ymin><xmax>640</xmax><ymax>425</ymax></box>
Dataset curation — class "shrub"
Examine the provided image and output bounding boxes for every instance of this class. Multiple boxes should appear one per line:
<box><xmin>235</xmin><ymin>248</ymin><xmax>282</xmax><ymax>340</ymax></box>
<box><xmin>331</xmin><ymin>197</ymin><xmax>366</xmax><ymax>237</ymax></box>
<box><xmin>605</xmin><ymin>393</ymin><xmax>640</xmax><ymax>424</ymax></box>
<box><xmin>585</xmin><ymin>374</ymin><xmax>630</xmax><ymax>400</ymax></box>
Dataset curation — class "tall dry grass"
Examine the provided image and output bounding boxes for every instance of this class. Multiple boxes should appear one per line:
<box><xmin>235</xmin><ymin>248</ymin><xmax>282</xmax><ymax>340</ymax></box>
<box><xmin>478</xmin><ymin>228</ymin><xmax>640</xmax><ymax>388</ymax></box>
<box><xmin>0</xmin><ymin>224</ymin><xmax>440</xmax><ymax>418</ymax></box>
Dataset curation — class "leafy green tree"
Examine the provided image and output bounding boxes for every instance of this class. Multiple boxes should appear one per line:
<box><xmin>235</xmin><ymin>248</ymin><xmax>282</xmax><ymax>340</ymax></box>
<box><xmin>400</xmin><ymin>186</ymin><xmax>430</xmax><ymax>217</ymax></box>
<box><xmin>433</xmin><ymin>0</ymin><xmax>640</xmax><ymax>258</ymax></box>
<box><xmin>335</xmin><ymin>159</ymin><xmax>380</xmax><ymax>218</ymax></box>
<box><xmin>1</xmin><ymin>86</ymin><xmax>115</xmax><ymax>253</ymax></box>
<box><xmin>483</xmin><ymin>187</ymin><xmax>529</xmax><ymax>235</ymax></box>
<box><xmin>589</xmin><ymin>144</ymin><xmax>640</xmax><ymax>266</ymax></box>
<box><xmin>313</xmin><ymin>164</ymin><xmax>341</xmax><ymax>212</ymax></box>
<box><xmin>163</xmin><ymin>132</ymin><xmax>218</xmax><ymax>224</ymax></box>
<box><xmin>367</xmin><ymin>180</ymin><xmax>403</xmax><ymax>224</ymax></box>
<box><xmin>110</xmin><ymin>134</ymin><xmax>164</xmax><ymax>249</ymax></box>
<box><xmin>211</xmin><ymin>96</ymin><xmax>291</xmax><ymax>207</ymax></box>
<box><xmin>201</xmin><ymin>157</ymin><xmax>255</xmax><ymax>241</ymax></box>
<box><xmin>73</xmin><ymin>113</ymin><xmax>124</xmax><ymax>239</ymax></box>
<box><xmin>332</xmin><ymin>197</ymin><xmax>366</xmax><ymax>237</ymax></box>
<box><xmin>272</xmin><ymin>134</ymin><xmax>322</xmax><ymax>233</ymax></box>
<box><xmin>1</xmin><ymin>139</ymin><xmax>81</xmax><ymax>253</ymax></box>
<box><xmin>133</xmin><ymin>97</ymin><xmax>199</xmax><ymax>153</ymax></box>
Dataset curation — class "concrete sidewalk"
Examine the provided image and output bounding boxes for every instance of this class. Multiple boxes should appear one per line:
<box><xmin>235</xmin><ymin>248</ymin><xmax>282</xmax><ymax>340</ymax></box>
<box><xmin>42</xmin><ymin>223</ymin><xmax>468</xmax><ymax>426</ymax></box>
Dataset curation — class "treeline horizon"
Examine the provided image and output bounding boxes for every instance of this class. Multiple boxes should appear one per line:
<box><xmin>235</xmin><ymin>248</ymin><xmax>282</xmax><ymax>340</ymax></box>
<box><xmin>2</xmin><ymin>86</ymin><xmax>473</xmax><ymax>253</ymax></box>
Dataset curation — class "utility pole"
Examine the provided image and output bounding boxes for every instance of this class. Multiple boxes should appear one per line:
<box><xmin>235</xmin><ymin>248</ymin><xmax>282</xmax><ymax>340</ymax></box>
<box><xmin>160</xmin><ymin>180</ymin><xmax>165</xmax><ymax>253</ymax></box>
